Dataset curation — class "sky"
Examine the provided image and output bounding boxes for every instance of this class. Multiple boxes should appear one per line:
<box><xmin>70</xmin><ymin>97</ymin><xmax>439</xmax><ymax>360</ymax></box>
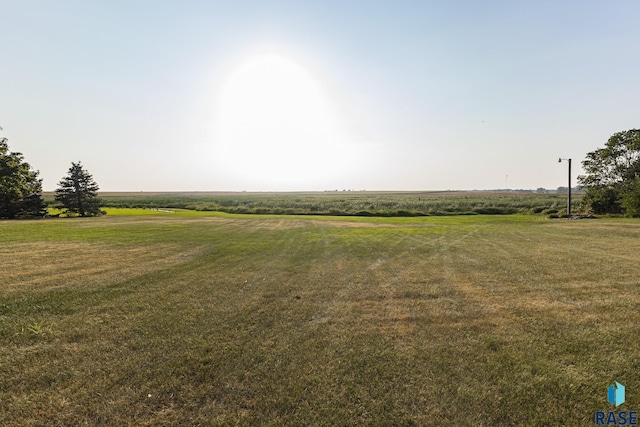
<box><xmin>1</xmin><ymin>0</ymin><xmax>639</xmax><ymax>192</ymax></box>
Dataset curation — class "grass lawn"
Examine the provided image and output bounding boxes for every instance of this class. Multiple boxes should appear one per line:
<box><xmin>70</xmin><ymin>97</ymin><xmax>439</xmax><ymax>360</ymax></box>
<box><xmin>1</xmin><ymin>211</ymin><xmax>639</xmax><ymax>425</ymax></box>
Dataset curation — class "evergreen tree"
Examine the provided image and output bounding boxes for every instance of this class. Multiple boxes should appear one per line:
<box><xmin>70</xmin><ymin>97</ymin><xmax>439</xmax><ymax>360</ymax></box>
<box><xmin>0</xmin><ymin>137</ymin><xmax>47</xmax><ymax>219</ymax></box>
<box><xmin>55</xmin><ymin>162</ymin><xmax>102</xmax><ymax>217</ymax></box>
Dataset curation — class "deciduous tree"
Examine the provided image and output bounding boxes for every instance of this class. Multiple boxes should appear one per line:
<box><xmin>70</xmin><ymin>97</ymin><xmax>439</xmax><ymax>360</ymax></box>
<box><xmin>55</xmin><ymin>162</ymin><xmax>102</xmax><ymax>217</ymax></box>
<box><xmin>0</xmin><ymin>137</ymin><xmax>47</xmax><ymax>219</ymax></box>
<box><xmin>578</xmin><ymin>129</ymin><xmax>640</xmax><ymax>215</ymax></box>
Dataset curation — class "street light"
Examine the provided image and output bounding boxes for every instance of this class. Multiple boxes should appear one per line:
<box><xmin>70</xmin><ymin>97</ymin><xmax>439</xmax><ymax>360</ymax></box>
<box><xmin>558</xmin><ymin>158</ymin><xmax>572</xmax><ymax>216</ymax></box>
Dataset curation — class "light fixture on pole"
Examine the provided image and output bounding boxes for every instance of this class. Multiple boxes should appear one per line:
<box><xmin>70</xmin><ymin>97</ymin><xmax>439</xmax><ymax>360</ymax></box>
<box><xmin>558</xmin><ymin>158</ymin><xmax>572</xmax><ymax>216</ymax></box>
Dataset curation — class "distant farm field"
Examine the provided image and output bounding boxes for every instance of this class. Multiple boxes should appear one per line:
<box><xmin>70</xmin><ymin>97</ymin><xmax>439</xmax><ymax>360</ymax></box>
<box><xmin>43</xmin><ymin>190</ymin><xmax>583</xmax><ymax>216</ymax></box>
<box><xmin>2</xmin><ymin>211</ymin><xmax>638</xmax><ymax>425</ymax></box>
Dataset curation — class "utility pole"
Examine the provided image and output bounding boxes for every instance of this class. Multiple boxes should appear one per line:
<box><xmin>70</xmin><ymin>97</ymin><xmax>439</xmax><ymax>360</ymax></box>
<box><xmin>558</xmin><ymin>158</ymin><xmax>572</xmax><ymax>216</ymax></box>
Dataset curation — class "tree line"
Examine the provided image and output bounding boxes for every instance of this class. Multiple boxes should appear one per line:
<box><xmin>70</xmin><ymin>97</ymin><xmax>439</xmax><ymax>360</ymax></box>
<box><xmin>0</xmin><ymin>136</ymin><xmax>101</xmax><ymax>219</ymax></box>
<box><xmin>2</xmin><ymin>129</ymin><xmax>640</xmax><ymax>218</ymax></box>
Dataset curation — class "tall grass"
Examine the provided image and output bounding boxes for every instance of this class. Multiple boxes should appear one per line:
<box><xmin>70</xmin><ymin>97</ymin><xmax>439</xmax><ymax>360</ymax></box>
<box><xmin>42</xmin><ymin>191</ymin><xmax>583</xmax><ymax>216</ymax></box>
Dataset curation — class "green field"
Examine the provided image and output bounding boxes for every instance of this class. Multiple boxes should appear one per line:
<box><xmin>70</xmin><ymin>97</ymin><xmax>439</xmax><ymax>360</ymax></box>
<box><xmin>43</xmin><ymin>190</ymin><xmax>582</xmax><ymax>217</ymax></box>
<box><xmin>2</xmin><ymin>210</ymin><xmax>638</xmax><ymax>425</ymax></box>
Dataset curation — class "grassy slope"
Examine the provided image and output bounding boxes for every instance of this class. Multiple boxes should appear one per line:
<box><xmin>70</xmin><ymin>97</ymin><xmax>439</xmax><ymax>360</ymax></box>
<box><xmin>1</xmin><ymin>211</ymin><xmax>638</xmax><ymax>425</ymax></box>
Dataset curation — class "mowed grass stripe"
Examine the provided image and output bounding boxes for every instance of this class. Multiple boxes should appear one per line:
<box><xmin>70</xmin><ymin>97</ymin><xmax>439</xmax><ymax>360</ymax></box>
<box><xmin>1</xmin><ymin>212</ymin><xmax>639</xmax><ymax>425</ymax></box>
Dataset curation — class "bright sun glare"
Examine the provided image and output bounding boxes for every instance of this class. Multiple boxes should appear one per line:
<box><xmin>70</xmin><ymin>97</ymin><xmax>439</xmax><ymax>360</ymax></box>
<box><xmin>213</xmin><ymin>53</ymin><xmax>356</xmax><ymax>189</ymax></box>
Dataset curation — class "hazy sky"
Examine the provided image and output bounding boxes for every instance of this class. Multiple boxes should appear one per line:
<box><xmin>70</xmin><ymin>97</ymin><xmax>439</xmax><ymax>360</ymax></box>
<box><xmin>2</xmin><ymin>1</ymin><xmax>639</xmax><ymax>191</ymax></box>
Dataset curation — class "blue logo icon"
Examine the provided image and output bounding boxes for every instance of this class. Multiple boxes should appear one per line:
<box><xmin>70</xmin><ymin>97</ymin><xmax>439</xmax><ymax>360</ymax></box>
<box><xmin>609</xmin><ymin>382</ymin><xmax>626</xmax><ymax>407</ymax></box>
<box><xmin>595</xmin><ymin>382</ymin><xmax>636</xmax><ymax>425</ymax></box>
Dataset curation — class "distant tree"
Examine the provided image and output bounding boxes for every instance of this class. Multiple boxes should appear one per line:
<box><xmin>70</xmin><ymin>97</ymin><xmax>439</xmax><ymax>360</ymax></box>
<box><xmin>0</xmin><ymin>137</ymin><xmax>47</xmax><ymax>219</ymax></box>
<box><xmin>55</xmin><ymin>162</ymin><xmax>102</xmax><ymax>216</ymax></box>
<box><xmin>578</xmin><ymin>129</ymin><xmax>640</xmax><ymax>216</ymax></box>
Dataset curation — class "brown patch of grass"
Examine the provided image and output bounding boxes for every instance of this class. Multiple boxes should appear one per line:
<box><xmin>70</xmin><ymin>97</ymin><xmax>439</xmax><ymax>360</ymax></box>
<box><xmin>308</xmin><ymin>219</ymin><xmax>398</xmax><ymax>228</ymax></box>
<box><xmin>0</xmin><ymin>242</ymin><xmax>204</xmax><ymax>293</ymax></box>
<box><xmin>243</xmin><ymin>217</ymin><xmax>399</xmax><ymax>230</ymax></box>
